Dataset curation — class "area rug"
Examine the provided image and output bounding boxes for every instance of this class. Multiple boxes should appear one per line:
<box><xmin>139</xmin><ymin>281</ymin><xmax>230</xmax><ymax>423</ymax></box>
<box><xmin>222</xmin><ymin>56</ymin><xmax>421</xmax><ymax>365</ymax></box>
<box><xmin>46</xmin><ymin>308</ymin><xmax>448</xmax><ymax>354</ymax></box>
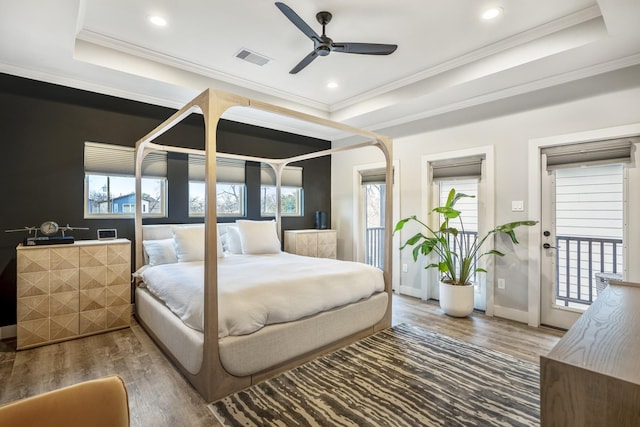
<box><xmin>209</xmin><ymin>324</ymin><xmax>539</xmax><ymax>426</ymax></box>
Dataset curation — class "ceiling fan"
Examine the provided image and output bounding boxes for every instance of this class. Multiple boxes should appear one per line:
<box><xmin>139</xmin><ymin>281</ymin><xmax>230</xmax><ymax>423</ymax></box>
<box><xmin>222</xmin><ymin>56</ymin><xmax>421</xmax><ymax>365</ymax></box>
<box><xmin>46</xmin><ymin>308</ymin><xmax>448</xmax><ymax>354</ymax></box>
<box><xmin>275</xmin><ymin>2</ymin><xmax>398</xmax><ymax>74</ymax></box>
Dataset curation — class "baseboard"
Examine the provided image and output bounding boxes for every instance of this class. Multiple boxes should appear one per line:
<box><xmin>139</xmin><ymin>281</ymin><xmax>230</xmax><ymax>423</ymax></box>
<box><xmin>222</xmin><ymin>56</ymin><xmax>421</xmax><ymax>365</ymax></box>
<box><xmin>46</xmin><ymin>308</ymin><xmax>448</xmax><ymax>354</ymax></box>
<box><xmin>0</xmin><ymin>324</ymin><xmax>17</xmax><ymax>340</ymax></box>
<box><xmin>493</xmin><ymin>305</ymin><xmax>529</xmax><ymax>324</ymax></box>
<box><xmin>399</xmin><ymin>285</ymin><xmax>424</xmax><ymax>299</ymax></box>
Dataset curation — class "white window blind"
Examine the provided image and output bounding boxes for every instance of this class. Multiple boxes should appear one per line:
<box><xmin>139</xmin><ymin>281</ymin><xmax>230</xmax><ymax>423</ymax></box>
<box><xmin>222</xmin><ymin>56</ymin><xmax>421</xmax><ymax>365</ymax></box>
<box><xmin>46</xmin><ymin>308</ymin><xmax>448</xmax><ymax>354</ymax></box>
<box><xmin>438</xmin><ymin>179</ymin><xmax>478</xmax><ymax>232</ymax></box>
<box><xmin>188</xmin><ymin>154</ymin><xmax>246</xmax><ymax>183</ymax></box>
<box><xmin>431</xmin><ymin>155</ymin><xmax>484</xmax><ymax>180</ymax></box>
<box><xmin>542</xmin><ymin>137</ymin><xmax>637</xmax><ymax>170</ymax></box>
<box><xmin>84</xmin><ymin>142</ymin><xmax>167</xmax><ymax>178</ymax></box>
<box><xmin>359</xmin><ymin>167</ymin><xmax>394</xmax><ymax>185</ymax></box>
<box><xmin>260</xmin><ymin>163</ymin><xmax>303</xmax><ymax>187</ymax></box>
<box><xmin>555</xmin><ymin>164</ymin><xmax>623</xmax><ymax>239</ymax></box>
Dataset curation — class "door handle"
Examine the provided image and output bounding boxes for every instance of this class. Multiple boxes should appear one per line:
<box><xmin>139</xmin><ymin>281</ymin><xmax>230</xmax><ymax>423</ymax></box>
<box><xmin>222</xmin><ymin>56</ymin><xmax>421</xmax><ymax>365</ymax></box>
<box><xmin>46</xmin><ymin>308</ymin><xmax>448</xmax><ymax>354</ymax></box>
<box><xmin>543</xmin><ymin>243</ymin><xmax>557</xmax><ymax>249</ymax></box>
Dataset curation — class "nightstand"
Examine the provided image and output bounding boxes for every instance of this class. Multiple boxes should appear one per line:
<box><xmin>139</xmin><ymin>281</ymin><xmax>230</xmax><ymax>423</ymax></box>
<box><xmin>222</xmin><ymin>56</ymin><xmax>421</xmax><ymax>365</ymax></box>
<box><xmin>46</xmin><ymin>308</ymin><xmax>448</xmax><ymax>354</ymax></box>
<box><xmin>284</xmin><ymin>229</ymin><xmax>337</xmax><ymax>259</ymax></box>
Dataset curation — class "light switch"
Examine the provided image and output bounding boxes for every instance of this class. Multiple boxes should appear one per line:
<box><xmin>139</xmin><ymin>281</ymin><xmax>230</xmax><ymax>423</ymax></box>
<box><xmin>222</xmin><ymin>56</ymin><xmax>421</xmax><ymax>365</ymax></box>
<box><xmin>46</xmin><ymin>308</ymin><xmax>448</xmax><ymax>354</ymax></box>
<box><xmin>511</xmin><ymin>200</ymin><xmax>524</xmax><ymax>212</ymax></box>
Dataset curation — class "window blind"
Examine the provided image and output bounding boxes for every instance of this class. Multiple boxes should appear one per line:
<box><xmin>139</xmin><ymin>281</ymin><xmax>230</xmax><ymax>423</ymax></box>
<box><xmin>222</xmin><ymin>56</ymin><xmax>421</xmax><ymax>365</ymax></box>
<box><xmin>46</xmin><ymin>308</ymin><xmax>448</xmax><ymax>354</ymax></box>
<box><xmin>188</xmin><ymin>154</ymin><xmax>246</xmax><ymax>183</ymax></box>
<box><xmin>554</xmin><ymin>164</ymin><xmax>623</xmax><ymax>239</ymax></box>
<box><xmin>542</xmin><ymin>137</ymin><xmax>638</xmax><ymax>170</ymax></box>
<box><xmin>431</xmin><ymin>155</ymin><xmax>484</xmax><ymax>180</ymax></box>
<box><xmin>360</xmin><ymin>167</ymin><xmax>394</xmax><ymax>185</ymax></box>
<box><xmin>84</xmin><ymin>142</ymin><xmax>167</xmax><ymax>178</ymax></box>
<box><xmin>438</xmin><ymin>179</ymin><xmax>478</xmax><ymax>232</ymax></box>
<box><xmin>260</xmin><ymin>163</ymin><xmax>303</xmax><ymax>187</ymax></box>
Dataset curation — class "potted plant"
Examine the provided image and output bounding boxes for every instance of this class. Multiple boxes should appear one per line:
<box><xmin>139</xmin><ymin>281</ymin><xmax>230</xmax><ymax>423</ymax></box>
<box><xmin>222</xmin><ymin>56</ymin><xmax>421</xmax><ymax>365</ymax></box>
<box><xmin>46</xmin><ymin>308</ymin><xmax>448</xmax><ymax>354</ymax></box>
<box><xmin>394</xmin><ymin>188</ymin><xmax>537</xmax><ymax>317</ymax></box>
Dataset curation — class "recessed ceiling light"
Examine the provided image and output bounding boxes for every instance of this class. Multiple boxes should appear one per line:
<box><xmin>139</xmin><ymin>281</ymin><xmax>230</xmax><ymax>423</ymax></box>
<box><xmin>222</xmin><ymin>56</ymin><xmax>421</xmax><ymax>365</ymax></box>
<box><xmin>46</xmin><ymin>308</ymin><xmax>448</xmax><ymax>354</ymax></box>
<box><xmin>149</xmin><ymin>15</ymin><xmax>167</xmax><ymax>27</ymax></box>
<box><xmin>481</xmin><ymin>7</ymin><xmax>503</xmax><ymax>20</ymax></box>
<box><xmin>327</xmin><ymin>81</ymin><xmax>338</xmax><ymax>89</ymax></box>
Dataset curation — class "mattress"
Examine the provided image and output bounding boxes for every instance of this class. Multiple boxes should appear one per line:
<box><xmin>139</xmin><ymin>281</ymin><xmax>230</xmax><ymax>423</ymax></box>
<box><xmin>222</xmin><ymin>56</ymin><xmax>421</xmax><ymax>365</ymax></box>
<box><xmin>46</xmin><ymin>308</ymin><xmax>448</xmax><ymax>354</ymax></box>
<box><xmin>140</xmin><ymin>252</ymin><xmax>385</xmax><ymax>338</ymax></box>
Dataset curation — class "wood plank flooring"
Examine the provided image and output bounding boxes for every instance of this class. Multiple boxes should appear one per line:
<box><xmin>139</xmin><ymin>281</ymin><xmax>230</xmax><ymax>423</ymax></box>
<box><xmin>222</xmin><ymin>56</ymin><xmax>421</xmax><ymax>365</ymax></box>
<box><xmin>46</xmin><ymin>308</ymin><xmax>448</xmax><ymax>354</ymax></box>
<box><xmin>0</xmin><ymin>295</ymin><xmax>564</xmax><ymax>426</ymax></box>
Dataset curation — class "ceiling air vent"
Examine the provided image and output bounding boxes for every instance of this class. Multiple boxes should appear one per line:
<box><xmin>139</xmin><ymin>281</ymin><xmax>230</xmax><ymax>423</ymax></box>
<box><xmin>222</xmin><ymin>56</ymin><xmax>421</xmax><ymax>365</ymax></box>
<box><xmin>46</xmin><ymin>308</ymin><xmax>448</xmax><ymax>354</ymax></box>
<box><xmin>235</xmin><ymin>49</ymin><xmax>270</xmax><ymax>66</ymax></box>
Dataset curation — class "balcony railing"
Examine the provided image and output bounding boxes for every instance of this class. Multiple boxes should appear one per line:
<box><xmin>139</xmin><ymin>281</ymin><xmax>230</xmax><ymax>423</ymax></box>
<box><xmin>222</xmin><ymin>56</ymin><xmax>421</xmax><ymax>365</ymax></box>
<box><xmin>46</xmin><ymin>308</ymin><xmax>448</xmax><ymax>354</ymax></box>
<box><xmin>365</xmin><ymin>226</ymin><xmax>385</xmax><ymax>269</ymax></box>
<box><xmin>448</xmin><ymin>231</ymin><xmax>478</xmax><ymax>284</ymax></box>
<box><xmin>365</xmin><ymin>227</ymin><xmax>479</xmax><ymax>281</ymax></box>
<box><xmin>555</xmin><ymin>235</ymin><xmax>623</xmax><ymax>308</ymax></box>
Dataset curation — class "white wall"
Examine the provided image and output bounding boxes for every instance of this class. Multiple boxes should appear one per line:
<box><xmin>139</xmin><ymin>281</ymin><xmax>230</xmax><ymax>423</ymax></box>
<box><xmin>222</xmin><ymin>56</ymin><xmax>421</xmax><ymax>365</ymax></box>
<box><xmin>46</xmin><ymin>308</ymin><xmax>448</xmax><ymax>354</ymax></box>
<box><xmin>332</xmin><ymin>85</ymin><xmax>640</xmax><ymax>321</ymax></box>
<box><xmin>331</xmin><ymin>145</ymin><xmax>385</xmax><ymax>261</ymax></box>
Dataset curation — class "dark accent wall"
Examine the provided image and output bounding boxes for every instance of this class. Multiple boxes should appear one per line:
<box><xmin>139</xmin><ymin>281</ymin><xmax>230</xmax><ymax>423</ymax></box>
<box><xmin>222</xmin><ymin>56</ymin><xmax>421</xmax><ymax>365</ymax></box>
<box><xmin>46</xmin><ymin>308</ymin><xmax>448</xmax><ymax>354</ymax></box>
<box><xmin>0</xmin><ymin>73</ymin><xmax>331</xmax><ymax>327</ymax></box>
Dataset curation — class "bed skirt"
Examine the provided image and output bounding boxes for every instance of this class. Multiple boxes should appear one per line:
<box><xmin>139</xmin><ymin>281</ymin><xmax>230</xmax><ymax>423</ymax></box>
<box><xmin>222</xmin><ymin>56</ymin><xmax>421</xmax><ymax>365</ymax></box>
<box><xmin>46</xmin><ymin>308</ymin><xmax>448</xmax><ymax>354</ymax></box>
<box><xmin>136</xmin><ymin>287</ymin><xmax>204</xmax><ymax>374</ymax></box>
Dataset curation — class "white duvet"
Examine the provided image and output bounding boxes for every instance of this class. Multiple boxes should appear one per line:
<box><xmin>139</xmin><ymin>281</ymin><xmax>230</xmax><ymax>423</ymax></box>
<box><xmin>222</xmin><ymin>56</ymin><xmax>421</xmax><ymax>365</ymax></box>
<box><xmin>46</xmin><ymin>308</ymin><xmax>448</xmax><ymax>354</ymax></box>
<box><xmin>141</xmin><ymin>252</ymin><xmax>384</xmax><ymax>338</ymax></box>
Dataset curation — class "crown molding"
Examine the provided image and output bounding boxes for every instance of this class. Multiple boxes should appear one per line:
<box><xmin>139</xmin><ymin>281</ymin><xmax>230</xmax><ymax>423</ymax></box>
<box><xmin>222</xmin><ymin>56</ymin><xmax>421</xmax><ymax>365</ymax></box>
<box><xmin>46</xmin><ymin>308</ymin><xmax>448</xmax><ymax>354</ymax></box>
<box><xmin>76</xmin><ymin>28</ymin><xmax>330</xmax><ymax>112</ymax></box>
<box><xmin>361</xmin><ymin>53</ymin><xmax>640</xmax><ymax>133</ymax></box>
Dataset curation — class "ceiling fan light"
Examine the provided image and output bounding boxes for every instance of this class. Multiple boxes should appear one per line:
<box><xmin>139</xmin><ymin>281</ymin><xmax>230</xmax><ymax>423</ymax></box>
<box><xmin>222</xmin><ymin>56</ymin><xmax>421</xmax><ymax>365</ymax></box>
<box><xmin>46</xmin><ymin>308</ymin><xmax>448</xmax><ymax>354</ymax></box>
<box><xmin>149</xmin><ymin>15</ymin><xmax>167</xmax><ymax>27</ymax></box>
<box><xmin>482</xmin><ymin>7</ymin><xmax>502</xmax><ymax>20</ymax></box>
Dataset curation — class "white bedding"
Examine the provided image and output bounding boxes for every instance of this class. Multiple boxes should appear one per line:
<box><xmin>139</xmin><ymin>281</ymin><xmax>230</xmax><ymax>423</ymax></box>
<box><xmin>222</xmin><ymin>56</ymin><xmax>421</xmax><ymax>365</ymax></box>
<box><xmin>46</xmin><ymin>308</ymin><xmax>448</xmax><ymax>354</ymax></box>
<box><xmin>140</xmin><ymin>252</ymin><xmax>384</xmax><ymax>338</ymax></box>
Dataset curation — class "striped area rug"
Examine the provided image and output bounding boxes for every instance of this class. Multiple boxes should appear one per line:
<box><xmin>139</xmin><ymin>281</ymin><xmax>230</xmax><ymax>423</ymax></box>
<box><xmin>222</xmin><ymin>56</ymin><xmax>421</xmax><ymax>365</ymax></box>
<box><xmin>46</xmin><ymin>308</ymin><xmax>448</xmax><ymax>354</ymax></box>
<box><xmin>209</xmin><ymin>324</ymin><xmax>539</xmax><ymax>426</ymax></box>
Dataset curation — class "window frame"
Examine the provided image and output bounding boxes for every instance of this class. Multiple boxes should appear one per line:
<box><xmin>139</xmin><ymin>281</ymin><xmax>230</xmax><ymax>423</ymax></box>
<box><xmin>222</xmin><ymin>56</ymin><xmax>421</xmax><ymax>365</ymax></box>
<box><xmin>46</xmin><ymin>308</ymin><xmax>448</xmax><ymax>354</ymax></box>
<box><xmin>260</xmin><ymin>163</ymin><xmax>304</xmax><ymax>217</ymax></box>
<box><xmin>84</xmin><ymin>142</ymin><xmax>168</xmax><ymax>219</ymax></box>
<box><xmin>188</xmin><ymin>181</ymin><xmax>247</xmax><ymax>218</ymax></box>
<box><xmin>84</xmin><ymin>174</ymin><xmax>168</xmax><ymax>219</ymax></box>
<box><xmin>260</xmin><ymin>185</ymin><xmax>304</xmax><ymax>217</ymax></box>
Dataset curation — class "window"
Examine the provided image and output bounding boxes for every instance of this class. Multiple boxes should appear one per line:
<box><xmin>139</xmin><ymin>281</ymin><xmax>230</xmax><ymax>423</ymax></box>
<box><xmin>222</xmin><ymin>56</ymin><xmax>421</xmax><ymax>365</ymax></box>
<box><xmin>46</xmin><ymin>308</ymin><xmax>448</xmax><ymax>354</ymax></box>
<box><xmin>84</xmin><ymin>142</ymin><xmax>167</xmax><ymax>218</ymax></box>
<box><xmin>431</xmin><ymin>155</ymin><xmax>482</xmax><ymax>236</ymax></box>
<box><xmin>429</xmin><ymin>154</ymin><xmax>483</xmax><ymax>289</ymax></box>
<box><xmin>359</xmin><ymin>167</ymin><xmax>389</xmax><ymax>269</ymax></box>
<box><xmin>438</xmin><ymin>179</ymin><xmax>479</xmax><ymax>282</ymax></box>
<box><xmin>188</xmin><ymin>154</ymin><xmax>246</xmax><ymax>217</ymax></box>
<box><xmin>438</xmin><ymin>179</ymin><xmax>478</xmax><ymax>233</ymax></box>
<box><xmin>260</xmin><ymin>163</ymin><xmax>303</xmax><ymax>216</ymax></box>
<box><xmin>261</xmin><ymin>186</ymin><xmax>303</xmax><ymax>216</ymax></box>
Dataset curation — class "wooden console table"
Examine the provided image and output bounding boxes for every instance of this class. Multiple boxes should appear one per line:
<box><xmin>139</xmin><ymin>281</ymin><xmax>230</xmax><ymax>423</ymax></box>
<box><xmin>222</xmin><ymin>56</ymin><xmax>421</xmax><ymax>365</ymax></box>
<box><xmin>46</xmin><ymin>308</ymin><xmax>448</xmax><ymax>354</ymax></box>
<box><xmin>540</xmin><ymin>280</ymin><xmax>640</xmax><ymax>426</ymax></box>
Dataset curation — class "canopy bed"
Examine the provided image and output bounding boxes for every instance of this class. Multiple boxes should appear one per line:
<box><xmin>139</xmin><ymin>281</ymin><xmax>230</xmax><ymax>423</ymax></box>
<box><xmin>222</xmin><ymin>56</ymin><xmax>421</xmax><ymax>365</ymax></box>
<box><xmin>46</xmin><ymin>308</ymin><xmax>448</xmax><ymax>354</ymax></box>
<box><xmin>133</xmin><ymin>88</ymin><xmax>393</xmax><ymax>402</ymax></box>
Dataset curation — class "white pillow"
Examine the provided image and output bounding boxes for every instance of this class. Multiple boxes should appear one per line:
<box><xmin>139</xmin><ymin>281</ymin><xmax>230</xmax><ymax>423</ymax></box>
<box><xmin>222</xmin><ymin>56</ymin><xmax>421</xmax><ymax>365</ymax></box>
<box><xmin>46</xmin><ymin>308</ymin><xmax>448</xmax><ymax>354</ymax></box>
<box><xmin>236</xmin><ymin>220</ymin><xmax>281</xmax><ymax>255</ymax></box>
<box><xmin>216</xmin><ymin>230</ymin><xmax>224</xmax><ymax>257</ymax></box>
<box><xmin>225</xmin><ymin>226</ymin><xmax>243</xmax><ymax>254</ymax></box>
<box><xmin>143</xmin><ymin>239</ymin><xmax>177</xmax><ymax>266</ymax></box>
<box><xmin>172</xmin><ymin>225</ymin><xmax>224</xmax><ymax>261</ymax></box>
<box><xmin>172</xmin><ymin>225</ymin><xmax>205</xmax><ymax>262</ymax></box>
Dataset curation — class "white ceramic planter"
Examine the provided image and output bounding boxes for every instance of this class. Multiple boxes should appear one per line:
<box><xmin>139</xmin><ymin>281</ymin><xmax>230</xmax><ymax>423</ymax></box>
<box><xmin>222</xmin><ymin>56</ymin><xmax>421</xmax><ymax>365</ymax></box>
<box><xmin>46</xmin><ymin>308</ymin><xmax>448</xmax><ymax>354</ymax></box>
<box><xmin>439</xmin><ymin>281</ymin><xmax>474</xmax><ymax>317</ymax></box>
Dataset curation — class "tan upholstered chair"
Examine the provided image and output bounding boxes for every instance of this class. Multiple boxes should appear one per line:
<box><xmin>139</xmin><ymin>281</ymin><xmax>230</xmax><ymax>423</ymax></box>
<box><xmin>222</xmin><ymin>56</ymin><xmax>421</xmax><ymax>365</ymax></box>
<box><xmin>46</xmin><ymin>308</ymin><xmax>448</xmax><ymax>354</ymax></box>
<box><xmin>0</xmin><ymin>375</ymin><xmax>130</xmax><ymax>427</ymax></box>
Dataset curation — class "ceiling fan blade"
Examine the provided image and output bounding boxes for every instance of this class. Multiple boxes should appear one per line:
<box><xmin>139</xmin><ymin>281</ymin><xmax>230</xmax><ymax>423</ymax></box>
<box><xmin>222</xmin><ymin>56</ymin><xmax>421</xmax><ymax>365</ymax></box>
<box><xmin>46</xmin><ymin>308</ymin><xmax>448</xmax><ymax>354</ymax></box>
<box><xmin>290</xmin><ymin>50</ymin><xmax>319</xmax><ymax>74</ymax></box>
<box><xmin>332</xmin><ymin>43</ymin><xmax>398</xmax><ymax>55</ymax></box>
<box><xmin>275</xmin><ymin>2</ymin><xmax>322</xmax><ymax>44</ymax></box>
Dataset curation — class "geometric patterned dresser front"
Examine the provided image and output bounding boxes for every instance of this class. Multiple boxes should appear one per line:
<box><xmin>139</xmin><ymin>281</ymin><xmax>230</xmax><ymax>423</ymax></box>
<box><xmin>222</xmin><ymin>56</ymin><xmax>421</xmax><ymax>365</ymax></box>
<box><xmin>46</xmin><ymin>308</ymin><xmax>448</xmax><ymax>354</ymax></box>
<box><xmin>284</xmin><ymin>230</ymin><xmax>337</xmax><ymax>259</ymax></box>
<box><xmin>16</xmin><ymin>239</ymin><xmax>131</xmax><ymax>349</ymax></box>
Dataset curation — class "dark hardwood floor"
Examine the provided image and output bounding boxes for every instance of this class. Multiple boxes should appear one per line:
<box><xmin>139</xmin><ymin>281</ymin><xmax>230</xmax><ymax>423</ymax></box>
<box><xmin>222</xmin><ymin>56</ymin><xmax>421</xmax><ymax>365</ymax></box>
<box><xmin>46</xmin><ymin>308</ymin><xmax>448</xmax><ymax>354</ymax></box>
<box><xmin>0</xmin><ymin>295</ymin><xmax>564</xmax><ymax>426</ymax></box>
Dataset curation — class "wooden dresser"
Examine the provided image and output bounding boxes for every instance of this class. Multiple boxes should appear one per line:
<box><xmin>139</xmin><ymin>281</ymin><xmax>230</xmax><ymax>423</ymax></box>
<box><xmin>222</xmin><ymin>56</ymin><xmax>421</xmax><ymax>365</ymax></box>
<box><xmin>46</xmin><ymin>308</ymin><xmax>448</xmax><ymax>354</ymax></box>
<box><xmin>284</xmin><ymin>229</ymin><xmax>337</xmax><ymax>259</ymax></box>
<box><xmin>540</xmin><ymin>280</ymin><xmax>640</xmax><ymax>426</ymax></box>
<box><xmin>16</xmin><ymin>239</ymin><xmax>131</xmax><ymax>350</ymax></box>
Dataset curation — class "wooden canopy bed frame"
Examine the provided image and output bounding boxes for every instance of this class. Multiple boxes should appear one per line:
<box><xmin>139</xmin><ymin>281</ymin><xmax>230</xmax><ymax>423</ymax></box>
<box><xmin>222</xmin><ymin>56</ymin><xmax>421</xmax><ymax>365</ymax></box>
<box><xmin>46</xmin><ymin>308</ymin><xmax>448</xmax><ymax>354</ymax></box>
<box><xmin>133</xmin><ymin>88</ymin><xmax>393</xmax><ymax>402</ymax></box>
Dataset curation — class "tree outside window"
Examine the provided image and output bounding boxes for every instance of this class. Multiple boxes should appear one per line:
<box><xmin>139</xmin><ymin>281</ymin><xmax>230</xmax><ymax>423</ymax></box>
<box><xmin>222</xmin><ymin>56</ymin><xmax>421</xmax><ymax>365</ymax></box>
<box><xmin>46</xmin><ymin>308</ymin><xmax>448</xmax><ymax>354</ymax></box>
<box><xmin>261</xmin><ymin>186</ymin><xmax>303</xmax><ymax>216</ymax></box>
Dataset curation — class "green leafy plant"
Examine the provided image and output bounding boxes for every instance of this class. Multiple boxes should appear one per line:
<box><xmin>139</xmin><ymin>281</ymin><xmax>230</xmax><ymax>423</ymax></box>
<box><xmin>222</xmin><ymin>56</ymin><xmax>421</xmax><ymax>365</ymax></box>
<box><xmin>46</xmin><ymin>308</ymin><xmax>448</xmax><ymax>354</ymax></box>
<box><xmin>394</xmin><ymin>188</ymin><xmax>537</xmax><ymax>286</ymax></box>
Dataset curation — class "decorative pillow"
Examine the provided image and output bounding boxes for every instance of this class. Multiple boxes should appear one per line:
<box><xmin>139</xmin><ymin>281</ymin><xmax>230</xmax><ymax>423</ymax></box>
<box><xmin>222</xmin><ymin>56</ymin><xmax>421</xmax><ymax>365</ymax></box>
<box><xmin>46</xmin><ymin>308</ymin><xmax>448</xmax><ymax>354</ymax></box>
<box><xmin>143</xmin><ymin>239</ymin><xmax>177</xmax><ymax>266</ymax></box>
<box><xmin>172</xmin><ymin>224</ymin><xmax>224</xmax><ymax>261</ymax></box>
<box><xmin>236</xmin><ymin>220</ymin><xmax>281</xmax><ymax>255</ymax></box>
<box><xmin>225</xmin><ymin>226</ymin><xmax>243</xmax><ymax>254</ymax></box>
